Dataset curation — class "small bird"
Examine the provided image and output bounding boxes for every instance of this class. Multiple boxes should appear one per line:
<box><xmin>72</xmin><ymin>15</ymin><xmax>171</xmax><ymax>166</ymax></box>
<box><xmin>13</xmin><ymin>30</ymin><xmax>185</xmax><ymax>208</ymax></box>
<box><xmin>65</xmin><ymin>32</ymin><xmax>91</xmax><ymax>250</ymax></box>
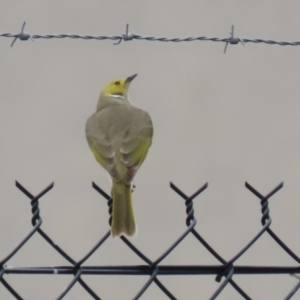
<box><xmin>86</xmin><ymin>74</ymin><xmax>153</xmax><ymax>237</ymax></box>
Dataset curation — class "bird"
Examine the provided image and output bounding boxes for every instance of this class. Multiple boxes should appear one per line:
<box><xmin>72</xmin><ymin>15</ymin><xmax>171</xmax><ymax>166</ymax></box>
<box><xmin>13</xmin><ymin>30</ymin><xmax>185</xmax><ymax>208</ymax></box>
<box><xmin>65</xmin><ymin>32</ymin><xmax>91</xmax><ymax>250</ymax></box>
<box><xmin>86</xmin><ymin>74</ymin><xmax>153</xmax><ymax>237</ymax></box>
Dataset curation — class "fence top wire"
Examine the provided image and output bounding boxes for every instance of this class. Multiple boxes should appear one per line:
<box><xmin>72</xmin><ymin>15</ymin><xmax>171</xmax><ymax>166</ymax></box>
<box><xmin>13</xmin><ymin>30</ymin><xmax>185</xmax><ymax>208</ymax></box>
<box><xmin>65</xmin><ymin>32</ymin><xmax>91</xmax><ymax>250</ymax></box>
<box><xmin>2</xmin><ymin>23</ymin><xmax>300</xmax><ymax>53</ymax></box>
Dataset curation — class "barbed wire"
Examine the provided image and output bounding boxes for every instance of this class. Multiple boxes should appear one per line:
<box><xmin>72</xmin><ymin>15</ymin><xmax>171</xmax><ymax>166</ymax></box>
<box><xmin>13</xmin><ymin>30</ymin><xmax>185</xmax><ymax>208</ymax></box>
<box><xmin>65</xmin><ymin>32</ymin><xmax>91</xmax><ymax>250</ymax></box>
<box><xmin>1</xmin><ymin>178</ymin><xmax>300</xmax><ymax>299</ymax></box>
<box><xmin>1</xmin><ymin>23</ymin><xmax>300</xmax><ymax>53</ymax></box>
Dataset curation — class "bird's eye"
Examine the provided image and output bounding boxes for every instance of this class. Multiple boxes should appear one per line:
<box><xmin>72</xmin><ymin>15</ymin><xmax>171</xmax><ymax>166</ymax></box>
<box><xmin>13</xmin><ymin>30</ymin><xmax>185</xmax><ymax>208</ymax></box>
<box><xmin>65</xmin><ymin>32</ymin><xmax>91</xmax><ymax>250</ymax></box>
<box><xmin>115</xmin><ymin>81</ymin><xmax>120</xmax><ymax>85</ymax></box>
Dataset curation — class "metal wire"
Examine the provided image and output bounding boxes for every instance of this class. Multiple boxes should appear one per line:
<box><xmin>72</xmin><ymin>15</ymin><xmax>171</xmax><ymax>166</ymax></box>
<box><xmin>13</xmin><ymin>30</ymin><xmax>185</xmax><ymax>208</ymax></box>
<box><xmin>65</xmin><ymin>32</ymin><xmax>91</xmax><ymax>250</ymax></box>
<box><xmin>0</xmin><ymin>179</ymin><xmax>300</xmax><ymax>300</ymax></box>
<box><xmin>2</xmin><ymin>22</ymin><xmax>300</xmax><ymax>53</ymax></box>
<box><xmin>4</xmin><ymin>265</ymin><xmax>300</xmax><ymax>276</ymax></box>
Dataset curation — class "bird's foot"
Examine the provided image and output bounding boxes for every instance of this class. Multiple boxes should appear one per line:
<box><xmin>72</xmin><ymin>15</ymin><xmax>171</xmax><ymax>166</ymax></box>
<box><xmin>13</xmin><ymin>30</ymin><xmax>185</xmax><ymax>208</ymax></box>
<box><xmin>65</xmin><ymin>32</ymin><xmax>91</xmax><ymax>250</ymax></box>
<box><xmin>131</xmin><ymin>183</ymin><xmax>136</xmax><ymax>193</ymax></box>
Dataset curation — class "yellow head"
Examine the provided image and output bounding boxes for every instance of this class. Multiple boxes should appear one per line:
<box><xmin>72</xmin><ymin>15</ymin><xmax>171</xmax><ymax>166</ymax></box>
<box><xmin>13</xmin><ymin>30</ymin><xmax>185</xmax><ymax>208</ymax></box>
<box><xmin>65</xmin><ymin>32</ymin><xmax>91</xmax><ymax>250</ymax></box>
<box><xmin>101</xmin><ymin>74</ymin><xmax>137</xmax><ymax>97</ymax></box>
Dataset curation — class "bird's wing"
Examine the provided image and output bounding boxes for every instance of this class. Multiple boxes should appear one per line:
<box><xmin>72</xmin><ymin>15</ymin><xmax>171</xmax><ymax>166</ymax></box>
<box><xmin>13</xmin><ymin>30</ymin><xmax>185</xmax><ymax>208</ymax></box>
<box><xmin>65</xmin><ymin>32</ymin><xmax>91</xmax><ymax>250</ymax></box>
<box><xmin>86</xmin><ymin>113</ymin><xmax>117</xmax><ymax>172</ymax></box>
<box><xmin>120</xmin><ymin>109</ymin><xmax>153</xmax><ymax>183</ymax></box>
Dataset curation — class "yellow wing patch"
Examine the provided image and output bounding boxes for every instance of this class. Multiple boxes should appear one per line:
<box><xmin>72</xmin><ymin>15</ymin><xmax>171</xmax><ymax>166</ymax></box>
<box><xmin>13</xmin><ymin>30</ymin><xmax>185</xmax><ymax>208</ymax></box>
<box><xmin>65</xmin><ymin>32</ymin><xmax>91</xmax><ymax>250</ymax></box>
<box><xmin>91</xmin><ymin>146</ymin><xmax>116</xmax><ymax>171</ymax></box>
<box><xmin>121</xmin><ymin>138</ymin><xmax>152</xmax><ymax>182</ymax></box>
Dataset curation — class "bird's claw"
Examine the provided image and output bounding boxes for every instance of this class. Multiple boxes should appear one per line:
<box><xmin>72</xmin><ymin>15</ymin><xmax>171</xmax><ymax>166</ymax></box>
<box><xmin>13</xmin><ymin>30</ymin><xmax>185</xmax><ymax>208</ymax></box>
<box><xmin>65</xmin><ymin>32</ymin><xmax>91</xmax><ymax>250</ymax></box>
<box><xmin>131</xmin><ymin>183</ymin><xmax>136</xmax><ymax>193</ymax></box>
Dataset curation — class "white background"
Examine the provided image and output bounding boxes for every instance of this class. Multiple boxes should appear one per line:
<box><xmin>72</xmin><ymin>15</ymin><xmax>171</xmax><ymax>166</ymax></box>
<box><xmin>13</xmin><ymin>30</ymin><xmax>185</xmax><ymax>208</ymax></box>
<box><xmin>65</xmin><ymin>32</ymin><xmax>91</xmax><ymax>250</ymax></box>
<box><xmin>1</xmin><ymin>1</ymin><xmax>300</xmax><ymax>299</ymax></box>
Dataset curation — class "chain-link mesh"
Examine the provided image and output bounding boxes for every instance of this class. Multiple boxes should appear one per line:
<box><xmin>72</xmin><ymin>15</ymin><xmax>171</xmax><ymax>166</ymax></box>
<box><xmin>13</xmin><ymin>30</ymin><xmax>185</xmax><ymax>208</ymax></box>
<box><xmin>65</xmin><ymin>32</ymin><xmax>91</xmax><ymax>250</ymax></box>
<box><xmin>1</xmin><ymin>180</ymin><xmax>300</xmax><ymax>299</ymax></box>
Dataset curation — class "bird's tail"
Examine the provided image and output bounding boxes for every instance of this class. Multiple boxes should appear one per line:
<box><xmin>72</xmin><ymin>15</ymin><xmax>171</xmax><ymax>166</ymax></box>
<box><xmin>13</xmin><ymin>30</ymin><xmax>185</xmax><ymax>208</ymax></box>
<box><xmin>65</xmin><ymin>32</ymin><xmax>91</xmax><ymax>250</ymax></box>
<box><xmin>111</xmin><ymin>180</ymin><xmax>136</xmax><ymax>237</ymax></box>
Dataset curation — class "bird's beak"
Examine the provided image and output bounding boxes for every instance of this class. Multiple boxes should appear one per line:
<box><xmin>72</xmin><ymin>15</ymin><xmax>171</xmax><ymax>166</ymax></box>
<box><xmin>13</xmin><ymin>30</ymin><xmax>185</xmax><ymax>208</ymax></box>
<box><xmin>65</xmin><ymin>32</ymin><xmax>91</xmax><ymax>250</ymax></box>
<box><xmin>125</xmin><ymin>74</ymin><xmax>138</xmax><ymax>83</ymax></box>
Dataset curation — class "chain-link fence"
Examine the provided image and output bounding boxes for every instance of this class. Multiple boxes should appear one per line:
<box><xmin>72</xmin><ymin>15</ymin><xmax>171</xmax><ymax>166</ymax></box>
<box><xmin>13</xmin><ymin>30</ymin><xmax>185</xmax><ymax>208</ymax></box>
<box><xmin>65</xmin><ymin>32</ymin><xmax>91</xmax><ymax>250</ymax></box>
<box><xmin>1</xmin><ymin>180</ymin><xmax>300</xmax><ymax>299</ymax></box>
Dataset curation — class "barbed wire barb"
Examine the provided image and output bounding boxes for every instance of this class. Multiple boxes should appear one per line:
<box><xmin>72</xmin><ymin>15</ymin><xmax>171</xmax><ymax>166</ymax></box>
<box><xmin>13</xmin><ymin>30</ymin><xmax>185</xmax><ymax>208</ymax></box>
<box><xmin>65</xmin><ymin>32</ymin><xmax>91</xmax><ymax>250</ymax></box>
<box><xmin>224</xmin><ymin>25</ymin><xmax>244</xmax><ymax>53</ymax></box>
<box><xmin>114</xmin><ymin>24</ymin><xmax>134</xmax><ymax>45</ymax></box>
<box><xmin>11</xmin><ymin>22</ymin><xmax>34</xmax><ymax>47</ymax></box>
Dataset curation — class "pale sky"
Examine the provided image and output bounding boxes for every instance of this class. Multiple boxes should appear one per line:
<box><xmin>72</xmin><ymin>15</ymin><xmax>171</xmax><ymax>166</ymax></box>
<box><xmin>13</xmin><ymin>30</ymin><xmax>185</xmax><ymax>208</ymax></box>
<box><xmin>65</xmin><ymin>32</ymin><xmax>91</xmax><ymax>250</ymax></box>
<box><xmin>1</xmin><ymin>1</ymin><xmax>300</xmax><ymax>299</ymax></box>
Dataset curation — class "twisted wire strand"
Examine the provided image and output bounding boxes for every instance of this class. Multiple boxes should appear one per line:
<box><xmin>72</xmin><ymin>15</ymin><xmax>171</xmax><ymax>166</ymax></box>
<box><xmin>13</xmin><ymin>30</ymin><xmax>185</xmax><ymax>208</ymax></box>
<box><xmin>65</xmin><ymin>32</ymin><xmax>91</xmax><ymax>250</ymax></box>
<box><xmin>244</xmin><ymin>182</ymin><xmax>300</xmax><ymax>264</ymax></box>
<box><xmin>209</xmin><ymin>182</ymin><xmax>283</xmax><ymax>299</ymax></box>
<box><xmin>2</xmin><ymin>22</ymin><xmax>300</xmax><ymax>49</ymax></box>
<box><xmin>92</xmin><ymin>182</ymin><xmax>177</xmax><ymax>300</ymax></box>
<box><xmin>15</xmin><ymin>181</ymin><xmax>103</xmax><ymax>300</ymax></box>
<box><xmin>1</xmin><ymin>33</ymin><xmax>300</xmax><ymax>45</ymax></box>
<box><xmin>92</xmin><ymin>182</ymin><xmax>201</xmax><ymax>299</ymax></box>
<box><xmin>170</xmin><ymin>182</ymin><xmax>251</xmax><ymax>300</ymax></box>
